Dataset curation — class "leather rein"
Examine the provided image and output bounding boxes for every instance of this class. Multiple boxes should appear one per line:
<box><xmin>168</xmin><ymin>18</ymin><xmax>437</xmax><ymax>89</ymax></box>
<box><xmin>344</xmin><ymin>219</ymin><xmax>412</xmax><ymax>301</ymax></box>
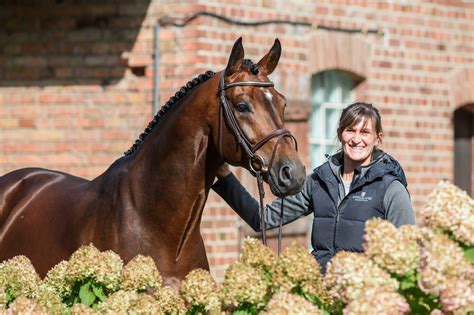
<box><xmin>217</xmin><ymin>72</ymin><xmax>298</xmax><ymax>254</ymax></box>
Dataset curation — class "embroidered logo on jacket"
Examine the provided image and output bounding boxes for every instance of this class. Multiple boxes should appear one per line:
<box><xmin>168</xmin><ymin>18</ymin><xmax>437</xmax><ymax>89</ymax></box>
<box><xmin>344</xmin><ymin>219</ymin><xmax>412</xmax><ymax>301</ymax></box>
<box><xmin>352</xmin><ymin>191</ymin><xmax>373</xmax><ymax>202</ymax></box>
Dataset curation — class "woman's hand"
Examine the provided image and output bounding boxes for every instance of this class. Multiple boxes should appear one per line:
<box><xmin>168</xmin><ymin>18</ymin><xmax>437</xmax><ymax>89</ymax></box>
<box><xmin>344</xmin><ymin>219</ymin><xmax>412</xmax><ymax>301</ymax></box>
<box><xmin>216</xmin><ymin>163</ymin><xmax>231</xmax><ymax>179</ymax></box>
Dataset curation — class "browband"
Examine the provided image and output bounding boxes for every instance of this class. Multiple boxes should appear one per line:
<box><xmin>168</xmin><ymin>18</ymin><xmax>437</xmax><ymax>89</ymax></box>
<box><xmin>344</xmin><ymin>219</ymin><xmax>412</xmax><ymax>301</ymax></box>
<box><xmin>221</xmin><ymin>81</ymin><xmax>274</xmax><ymax>90</ymax></box>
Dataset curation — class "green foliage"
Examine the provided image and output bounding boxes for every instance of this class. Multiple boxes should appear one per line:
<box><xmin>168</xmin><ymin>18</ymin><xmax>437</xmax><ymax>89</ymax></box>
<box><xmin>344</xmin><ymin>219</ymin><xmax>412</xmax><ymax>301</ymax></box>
<box><xmin>232</xmin><ymin>302</ymin><xmax>263</xmax><ymax>315</ymax></box>
<box><xmin>261</xmin><ymin>265</ymin><xmax>274</xmax><ymax>286</ymax></box>
<box><xmin>186</xmin><ymin>304</ymin><xmax>206</xmax><ymax>315</ymax></box>
<box><xmin>395</xmin><ymin>271</ymin><xmax>441</xmax><ymax>315</ymax></box>
<box><xmin>445</xmin><ymin>230</ymin><xmax>474</xmax><ymax>264</ymax></box>
<box><xmin>290</xmin><ymin>286</ymin><xmax>339</xmax><ymax>315</ymax></box>
<box><xmin>5</xmin><ymin>290</ymin><xmax>13</xmax><ymax>306</ymax></box>
<box><xmin>464</xmin><ymin>247</ymin><xmax>474</xmax><ymax>264</ymax></box>
<box><xmin>64</xmin><ymin>279</ymin><xmax>110</xmax><ymax>309</ymax></box>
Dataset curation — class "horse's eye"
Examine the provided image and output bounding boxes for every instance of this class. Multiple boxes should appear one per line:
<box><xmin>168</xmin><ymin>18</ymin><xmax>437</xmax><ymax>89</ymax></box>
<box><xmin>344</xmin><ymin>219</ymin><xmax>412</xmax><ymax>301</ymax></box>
<box><xmin>236</xmin><ymin>102</ymin><xmax>250</xmax><ymax>112</ymax></box>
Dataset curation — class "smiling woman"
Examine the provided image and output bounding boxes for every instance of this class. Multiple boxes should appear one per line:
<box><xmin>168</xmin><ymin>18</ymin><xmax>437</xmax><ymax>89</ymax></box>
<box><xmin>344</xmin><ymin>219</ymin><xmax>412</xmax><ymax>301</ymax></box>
<box><xmin>213</xmin><ymin>102</ymin><xmax>416</xmax><ymax>272</ymax></box>
<box><xmin>337</xmin><ymin>102</ymin><xmax>383</xmax><ymax>182</ymax></box>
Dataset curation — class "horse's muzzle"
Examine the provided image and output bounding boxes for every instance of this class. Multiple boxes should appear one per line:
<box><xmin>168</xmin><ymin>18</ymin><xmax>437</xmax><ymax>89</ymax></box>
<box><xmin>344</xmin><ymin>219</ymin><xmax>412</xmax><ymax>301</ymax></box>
<box><xmin>268</xmin><ymin>160</ymin><xmax>306</xmax><ymax>197</ymax></box>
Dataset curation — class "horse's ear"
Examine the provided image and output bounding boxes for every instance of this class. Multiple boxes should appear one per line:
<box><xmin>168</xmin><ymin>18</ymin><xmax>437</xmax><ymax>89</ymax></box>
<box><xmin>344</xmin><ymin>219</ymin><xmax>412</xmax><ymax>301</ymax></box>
<box><xmin>225</xmin><ymin>37</ymin><xmax>245</xmax><ymax>76</ymax></box>
<box><xmin>257</xmin><ymin>38</ymin><xmax>281</xmax><ymax>75</ymax></box>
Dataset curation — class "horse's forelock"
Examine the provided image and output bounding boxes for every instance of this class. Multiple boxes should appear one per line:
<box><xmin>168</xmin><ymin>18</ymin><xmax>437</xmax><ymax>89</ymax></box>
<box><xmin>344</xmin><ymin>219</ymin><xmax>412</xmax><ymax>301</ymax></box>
<box><xmin>242</xmin><ymin>59</ymin><xmax>259</xmax><ymax>75</ymax></box>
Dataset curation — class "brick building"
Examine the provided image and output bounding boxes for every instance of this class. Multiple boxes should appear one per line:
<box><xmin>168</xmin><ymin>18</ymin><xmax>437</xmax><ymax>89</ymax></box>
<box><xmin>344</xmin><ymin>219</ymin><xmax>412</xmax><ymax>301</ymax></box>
<box><xmin>0</xmin><ymin>0</ymin><xmax>473</xmax><ymax>281</ymax></box>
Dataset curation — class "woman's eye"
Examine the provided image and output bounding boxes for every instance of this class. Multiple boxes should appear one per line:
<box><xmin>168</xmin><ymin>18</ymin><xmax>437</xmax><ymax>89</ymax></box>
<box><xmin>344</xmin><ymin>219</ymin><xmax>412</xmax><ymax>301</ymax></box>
<box><xmin>236</xmin><ymin>102</ymin><xmax>250</xmax><ymax>112</ymax></box>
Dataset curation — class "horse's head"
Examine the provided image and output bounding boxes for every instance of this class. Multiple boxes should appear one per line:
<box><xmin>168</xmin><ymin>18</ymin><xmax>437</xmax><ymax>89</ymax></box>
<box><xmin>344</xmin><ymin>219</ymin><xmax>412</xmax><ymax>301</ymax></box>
<box><xmin>214</xmin><ymin>37</ymin><xmax>306</xmax><ymax>197</ymax></box>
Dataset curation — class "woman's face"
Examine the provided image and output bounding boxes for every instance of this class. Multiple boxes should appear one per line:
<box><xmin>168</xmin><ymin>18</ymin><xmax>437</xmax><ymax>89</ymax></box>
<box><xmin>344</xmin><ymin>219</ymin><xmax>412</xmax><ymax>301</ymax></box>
<box><xmin>340</xmin><ymin>118</ymin><xmax>381</xmax><ymax>166</ymax></box>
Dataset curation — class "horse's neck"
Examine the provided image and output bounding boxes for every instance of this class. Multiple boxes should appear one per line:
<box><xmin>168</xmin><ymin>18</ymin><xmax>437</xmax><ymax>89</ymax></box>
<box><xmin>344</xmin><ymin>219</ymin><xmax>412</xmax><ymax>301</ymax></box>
<box><xmin>97</xmin><ymin>81</ymin><xmax>220</xmax><ymax>230</ymax></box>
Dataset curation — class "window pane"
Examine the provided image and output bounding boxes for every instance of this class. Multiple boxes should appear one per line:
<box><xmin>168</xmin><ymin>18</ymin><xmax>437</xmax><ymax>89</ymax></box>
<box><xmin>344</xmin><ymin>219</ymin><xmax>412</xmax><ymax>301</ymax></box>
<box><xmin>310</xmin><ymin>104</ymin><xmax>322</xmax><ymax>138</ymax></box>
<box><xmin>325</xmin><ymin>107</ymin><xmax>340</xmax><ymax>138</ymax></box>
<box><xmin>310</xmin><ymin>144</ymin><xmax>324</xmax><ymax>169</ymax></box>
<box><xmin>327</xmin><ymin>144</ymin><xmax>339</xmax><ymax>157</ymax></box>
<box><xmin>328</xmin><ymin>85</ymin><xmax>342</xmax><ymax>103</ymax></box>
<box><xmin>312</xmin><ymin>85</ymin><xmax>325</xmax><ymax>104</ymax></box>
<box><xmin>341</xmin><ymin>73</ymin><xmax>356</xmax><ymax>102</ymax></box>
<box><xmin>310</xmin><ymin>70</ymin><xmax>358</xmax><ymax>168</ymax></box>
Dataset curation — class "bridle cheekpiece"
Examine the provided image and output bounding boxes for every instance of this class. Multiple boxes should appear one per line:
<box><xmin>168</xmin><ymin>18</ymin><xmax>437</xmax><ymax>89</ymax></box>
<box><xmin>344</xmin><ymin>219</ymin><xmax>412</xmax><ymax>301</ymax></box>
<box><xmin>217</xmin><ymin>72</ymin><xmax>298</xmax><ymax>249</ymax></box>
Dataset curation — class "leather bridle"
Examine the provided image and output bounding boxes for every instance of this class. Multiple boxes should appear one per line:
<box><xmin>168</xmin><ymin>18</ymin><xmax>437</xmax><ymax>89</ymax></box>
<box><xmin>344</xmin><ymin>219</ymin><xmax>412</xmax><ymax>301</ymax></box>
<box><xmin>217</xmin><ymin>72</ymin><xmax>297</xmax><ymax>252</ymax></box>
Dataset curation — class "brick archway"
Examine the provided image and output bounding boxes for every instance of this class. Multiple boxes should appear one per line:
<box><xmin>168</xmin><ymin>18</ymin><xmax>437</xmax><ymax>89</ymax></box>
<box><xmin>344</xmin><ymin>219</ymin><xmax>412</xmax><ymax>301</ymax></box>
<box><xmin>307</xmin><ymin>31</ymin><xmax>372</xmax><ymax>77</ymax></box>
<box><xmin>449</xmin><ymin>68</ymin><xmax>474</xmax><ymax>109</ymax></box>
<box><xmin>449</xmin><ymin>69</ymin><xmax>474</xmax><ymax>196</ymax></box>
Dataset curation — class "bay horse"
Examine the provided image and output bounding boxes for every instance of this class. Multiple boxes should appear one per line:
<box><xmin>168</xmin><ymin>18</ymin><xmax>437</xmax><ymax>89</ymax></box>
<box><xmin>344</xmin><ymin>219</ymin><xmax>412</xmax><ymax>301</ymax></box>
<box><xmin>0</xmin><ymin>38</ymin><xmax>305</xmax><ymax>287</ymax></box>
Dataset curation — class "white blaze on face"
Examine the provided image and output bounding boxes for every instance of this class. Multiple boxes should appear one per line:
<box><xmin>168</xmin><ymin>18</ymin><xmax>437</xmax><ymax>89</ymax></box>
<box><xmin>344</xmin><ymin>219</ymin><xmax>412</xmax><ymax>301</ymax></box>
<box><xmin>263</xmin><ymin>89</ymin><xmax>273</xmax><ymax>103</ymax></box>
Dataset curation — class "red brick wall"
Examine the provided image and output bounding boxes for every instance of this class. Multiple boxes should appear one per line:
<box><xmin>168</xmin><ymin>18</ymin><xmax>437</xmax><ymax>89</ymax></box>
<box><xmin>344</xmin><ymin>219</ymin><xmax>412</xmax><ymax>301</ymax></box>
<box><xmin>0</xmin><ymin>1</ymin><xmax>154</xmax><ymax>178</ymax></box>
<box><xmin>1</xmin><ymin>0</ymin><xmax>473</xmax><ymax>281</ymax></box>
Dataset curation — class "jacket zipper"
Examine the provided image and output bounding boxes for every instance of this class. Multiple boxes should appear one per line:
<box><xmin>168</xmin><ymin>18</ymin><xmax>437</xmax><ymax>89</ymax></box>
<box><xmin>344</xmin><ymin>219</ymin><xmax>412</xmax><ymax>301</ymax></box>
<box><xmin>333</xmin><ymin>196</ymin><xmax>348</xmax><ymax>252</ymax></box>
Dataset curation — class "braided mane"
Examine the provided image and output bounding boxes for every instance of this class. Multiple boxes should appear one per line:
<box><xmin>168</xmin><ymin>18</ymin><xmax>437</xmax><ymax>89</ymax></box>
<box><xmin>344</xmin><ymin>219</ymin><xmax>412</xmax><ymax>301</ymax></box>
<box><xmin>124</xmin><ymin>70</ymin><xmax>215</xmax><ymax>156</ymax></box>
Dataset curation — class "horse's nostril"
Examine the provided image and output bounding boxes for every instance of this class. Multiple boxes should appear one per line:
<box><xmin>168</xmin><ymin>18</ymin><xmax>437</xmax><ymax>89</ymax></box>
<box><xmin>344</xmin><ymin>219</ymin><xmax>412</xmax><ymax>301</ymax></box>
<box><xmin>279</xmin><ymin>165</ymin><xmax>293</xmax><ymax>185</ymax></box>
<box><xmin>270</xmin><ymin>162</ymin><xmax>305</xmax><ymax>197</ymax></box>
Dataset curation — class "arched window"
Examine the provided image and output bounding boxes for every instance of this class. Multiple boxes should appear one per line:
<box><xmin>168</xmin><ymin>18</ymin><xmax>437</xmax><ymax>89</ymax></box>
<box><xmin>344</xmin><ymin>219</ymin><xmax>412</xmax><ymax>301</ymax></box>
<box><xmin>309</xmin><ymin>70</ymin><xmax>363</xmax><ymax>168</ymax></box>
<box><xmin>454</xmin><ymin>104</ymin><xmax>474</xmax><ymax>196</ymax></box>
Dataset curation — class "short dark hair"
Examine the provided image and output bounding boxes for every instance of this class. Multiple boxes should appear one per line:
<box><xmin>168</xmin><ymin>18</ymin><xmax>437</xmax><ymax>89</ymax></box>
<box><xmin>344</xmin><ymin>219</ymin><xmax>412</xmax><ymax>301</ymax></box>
<box><xmin>337</xmin><ymin>102</ymin><xmax>383</xmax><ymax>142</ymax></box>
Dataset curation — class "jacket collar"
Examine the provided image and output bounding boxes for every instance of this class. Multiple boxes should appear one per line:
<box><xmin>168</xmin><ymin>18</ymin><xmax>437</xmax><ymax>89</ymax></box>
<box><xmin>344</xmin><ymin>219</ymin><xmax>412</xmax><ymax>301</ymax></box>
<box><xmin>314</xmin><ymin>149</ymin><xmax>401</xmax><ymax>188</ymax></box>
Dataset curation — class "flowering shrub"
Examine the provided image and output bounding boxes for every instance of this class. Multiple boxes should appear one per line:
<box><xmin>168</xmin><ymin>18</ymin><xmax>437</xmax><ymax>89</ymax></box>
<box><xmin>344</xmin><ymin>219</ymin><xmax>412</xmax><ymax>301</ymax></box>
<box><xmin>272</xmin><ymin>242</ymin><xmax>331</xmax><ymax>311</ymax></box>
<box><xmin>179</xmin><ymin>268</ymin><xmax>221</xmax><ymax>314</ymax></box>
<box><xmin>359</xmin><ymin>181</ymin><xmax>473</xmax><ymax>314</ymax></box>
<box><xmin>153</xmin><ymin>286</ymin><xmax>187</xmax><ymax>314</ymax></box>
<box><xmin>220</xmin><ymin>261</ymin><xmax>269</xmax><ymax>313</ymax></box>
<box><xmin>263</xmin><ymin>291</ymin><xmax>323</xmax><ymax>314</ymax></box>
<box><xmin>364</xmin><ymin>218</ymin><xmax>420</xmax><ymax>276</ymax></box>
<box><xmin>342</xmin><ymin>289</ymin><xmax>409</xmax><ymax>315</ymax></box>
<box><xmin>0</xmin><ymin>180</ymin><xmax>471</xmax><ymax>314</ymax></box>
<box><xmin>0</xmin><ymin>255</ymin><xmax>41</xmax><ymax>303</ymax></box>
<box><xmin>61</xmin><ymin>244</ymin><xmax>123</xmax><ymax>308</ymax></box>
<box><xmin>5</xmin><ymin>296</ymin><xmax>48</xmax><ymax>314</ymax></box>
<box><xmin>43</xmin><ymin>261</ymin><xmax>70</xmax><ymax>298</ymax></box>
<box><xmin>418</xmin><ymin>180</ymin><xmax>473</xmax><ymax>247</ymax></box>
<box><xmin>95</xmin><ymin>289</ymin><xmax>139</xmax><ymax>313</ymax></box>
<box><xmin>324</xmin><ymin>251</ymin><xmax>399</xmax><ymax>304</ymax></box>
<box><xmin>240</xmin><ymin>237</ymin><xmax>277</xmax><ymax>273</ymax></box>
<box><xmin>121</xmin><ymin>254</ymin><xmax>162</xmax><ymax>292</ymax></box>
<box><xmin>65</xmin><ymin>245</ymin><xmax>123</xmax><ymax>292</ymax></box>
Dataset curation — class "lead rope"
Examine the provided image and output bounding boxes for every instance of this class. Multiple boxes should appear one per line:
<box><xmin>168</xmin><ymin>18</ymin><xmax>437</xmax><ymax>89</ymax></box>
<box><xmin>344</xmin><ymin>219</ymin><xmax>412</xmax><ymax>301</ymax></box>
<box><xmin>256</xmin><ymin>171</ymin><xmax>267</xmax><ymax>246</ymax></box>
<box><xmin>278</xmin><ymin>198</ymin><xmax>284</xmax><ymax>256</ymax></box>
<box><xmin>256</xmin><ymin>172</ymin><xmax>286</xmax><ymax>253</ymax></box>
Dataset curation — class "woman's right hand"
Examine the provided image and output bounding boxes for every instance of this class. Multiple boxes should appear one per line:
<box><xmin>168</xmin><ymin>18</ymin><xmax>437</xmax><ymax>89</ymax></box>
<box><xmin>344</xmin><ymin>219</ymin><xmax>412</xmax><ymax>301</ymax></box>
<box><xmin>216</xmin><ymin>163</ymin><xmax>232</xmax><ymax>179</ymax></box>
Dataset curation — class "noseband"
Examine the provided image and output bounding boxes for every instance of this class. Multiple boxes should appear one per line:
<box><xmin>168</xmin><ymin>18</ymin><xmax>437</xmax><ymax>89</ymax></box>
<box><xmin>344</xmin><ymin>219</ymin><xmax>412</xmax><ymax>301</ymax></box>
<box><xmin>217</xmin><ymin>72</ymin><xmax>297</xmax><ymax>252</ymax></box>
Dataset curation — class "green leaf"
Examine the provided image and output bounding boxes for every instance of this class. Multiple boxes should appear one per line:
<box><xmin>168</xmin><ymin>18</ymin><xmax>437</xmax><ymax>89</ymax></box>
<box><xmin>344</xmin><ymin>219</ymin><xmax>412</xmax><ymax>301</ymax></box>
<box><xmin>399</xmin><ymin>278</ymin><xmax>416</xmax><ymax>291</ymax></box>
<box><xmin>303</xmin><ymin>291</ymin><xmax>325</xmax><ymax>309</ymax></box>
<box><xmin>79</xmin><ymin>282</ymin><xmax>96</xmax><ymax>306</ymax></box>
<box><xmin>186</xmin><ymin>305</ymin><xmax>206</xmax><ymax>315</ymax></box>
<box><xmin>234</xmin><ymin>302</ymin><xmax>259</xmax><ymax>315</ymax></box>
<box><xmin>395</xmin><ymin>271</ymin><xmax>418</xmax><ymax>292</ymax></box>
<box><xmin>5</xmin><ymin>290</ymin><xmax>13</xmax><ymax>306</ymax></box>
<box><xmin>91</xmin><ymin>283</ymin><xmax>107</xmax><ymax>302</ymax></box>
<box><xmin>463</xmin><ymin>247</ymin><xmax>474</xmax><ymax>264</ymax></box>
